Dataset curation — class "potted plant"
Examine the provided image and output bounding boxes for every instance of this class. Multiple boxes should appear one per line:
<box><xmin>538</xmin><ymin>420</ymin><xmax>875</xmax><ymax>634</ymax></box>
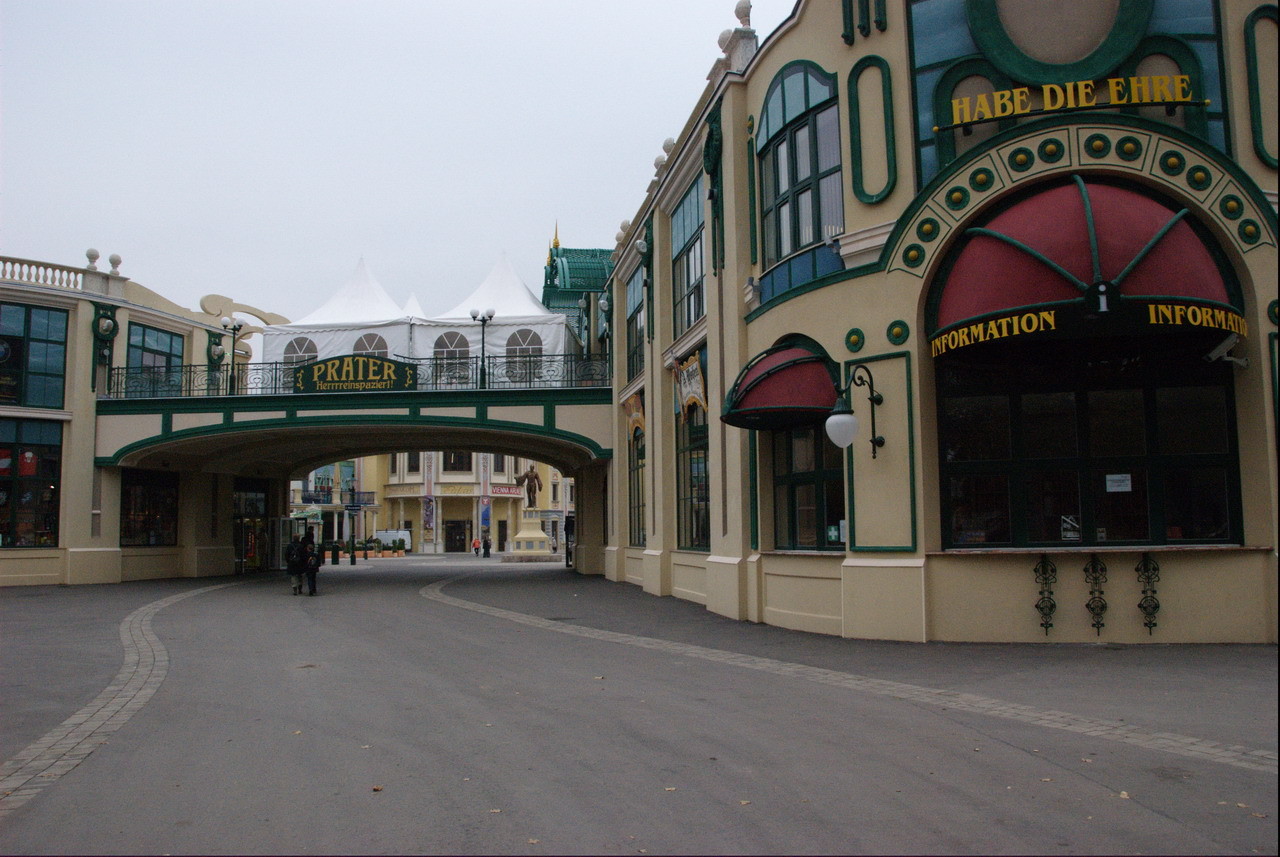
<box><xmin>394</xmin><ymin>538</ymin><xmax>406</xmax><ymax>557</ymax></box>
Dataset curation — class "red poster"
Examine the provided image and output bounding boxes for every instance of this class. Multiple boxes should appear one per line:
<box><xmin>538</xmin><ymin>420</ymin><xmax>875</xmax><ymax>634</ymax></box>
<box><xmin>17</xmin><ymin>450</ymin><xmax>36</xmax><ymax>477</ymax></box>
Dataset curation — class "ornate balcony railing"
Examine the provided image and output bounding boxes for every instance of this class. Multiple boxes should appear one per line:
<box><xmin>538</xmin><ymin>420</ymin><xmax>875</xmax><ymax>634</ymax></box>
<box><xmin>1</xmin><ymin>256</ymin><xmax>85</xmax><ymax>291</ymax></box>
<box><xmin>101</xmin><ymin>354</ymin><xmax>610</xmax><ymax>399</ymax></box>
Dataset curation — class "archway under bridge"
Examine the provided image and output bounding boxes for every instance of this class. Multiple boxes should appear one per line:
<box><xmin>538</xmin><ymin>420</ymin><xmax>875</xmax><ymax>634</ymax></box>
<box><xmin>91</xmin><ymin>385</ymin><xmax>613</xmax><ymax>579</ymax></box>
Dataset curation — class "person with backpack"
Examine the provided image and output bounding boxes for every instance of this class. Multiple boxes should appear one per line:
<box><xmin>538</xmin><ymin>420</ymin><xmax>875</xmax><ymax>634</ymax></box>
<box><xmin>285</xmin><ymin>534</ymin><xmax>304</xmax><ymax>595</ymax></box>
<box><xmin>303</xmin><ymin>542</ymin><xmax>321</xmax><ymax>596</ymax></box>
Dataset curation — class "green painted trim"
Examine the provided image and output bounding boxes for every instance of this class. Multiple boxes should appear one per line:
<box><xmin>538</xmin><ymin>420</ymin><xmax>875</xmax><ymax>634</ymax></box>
<box><xmin>1116</xmin><ymin>34</ymin><xmax>1210</xmax><ymax>140</ymax></box>
<box><xmin>847</xmin><ymin>55</ymin><xmax>898</xmax><ymax>204</ymax></box>
<box><xmin>543</xmin><ymin>403</ymin><xmax>555</xmax><ymax>429</ymax></box>
<box><xmin>756</xmin><ymin>59</ymin><xmax>840</xmax><ymax>152</ymax></box>
<box><xmin>931</xmin><ymin>56</ymin><xmax>1016</xmax><ymax>166</ymax></box>
<box><xmin>744</xmin><ymin>262</ymin><xmax>879</xmax><ymax>324</ymax></box>
<box><xmin>476</xmin><ymin>405</ymin><xmax>487</xmax><ymax>421</ymax></box>
<box><xmin>885</xmin><ymin>114</ymin><xmax>1280</xmax><ymax>282</ymax></box>
<box><xmin>746</xmin><ymin>131</ymin><xmax>759</xmax><ymax>266</ymax></box>
<box><xmin>965</xmin><ymin>228</ymin><xmax>1090</xmax><ymax>291</ymax></box>
<box><xmin>95</xmin><ymin>413</ymin><xmax>613</xmax><ymax>468</ymax></box>
<box><xmin>748</xmin><ymin>430</ymin><xmax>759</xmax><ymax>550</ymax></box>
<box><xmin>1245</xmin><ymin>5</ymin><xmax>1279</xmax><ymax>168</ymax></box>
<box><xmin>874</xmin><ymin>0</ymin><xmax>887</xmax><ymax>32</ymax></box>
<box><xmin>966</xmin><ymin>0</ymin><xmax>1154</xmax><ymax>85</ymax></box>
<box><xmin>846</xmin><ymin>350</ymin><xmax>917</xmax><ymax>553</ymax></box>
<box><xmin>841</xmin><ymin>0</ymin><xmax>856</xmax><ymax>45</ymax></box>
<box><xmin>161</xmin><ymin>412</ymin><xmax>172</xmax><ymax>435</ymax></box>
<box><xmin>857</xmin><ymin>0</ymin><xmax>870</xmax><ymax>37</ymax></box>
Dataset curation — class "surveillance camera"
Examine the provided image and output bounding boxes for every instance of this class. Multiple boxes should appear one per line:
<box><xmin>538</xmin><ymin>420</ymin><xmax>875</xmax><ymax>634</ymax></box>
<box><xmin>1204</xmin><ymin>332</ymin><xmax>1239</xmax><ymax>362</ymax></box>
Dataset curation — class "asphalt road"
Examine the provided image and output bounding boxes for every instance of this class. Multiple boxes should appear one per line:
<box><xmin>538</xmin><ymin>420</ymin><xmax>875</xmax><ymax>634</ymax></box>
<box><xmin>0</xmin><ymin>557</ymin><xmax>1275</xmax><ymax>855</ymax></box>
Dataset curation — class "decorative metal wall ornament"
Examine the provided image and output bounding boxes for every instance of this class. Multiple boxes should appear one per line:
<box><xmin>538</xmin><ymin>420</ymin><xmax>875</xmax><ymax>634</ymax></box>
<box><xmin>1033</xmin><ymin>554</ymin><xmax>1057</xmax><ymax>635</ymax></box>
<box><xmin>1083</xmin><ymin>554</ymin><xmax>1108</xmax><ymax>635</ymax></box>
<box><xmin>1135</xmin><ymin>553</ymin><xmax>1161</xmax><ymax>634</ymax></box>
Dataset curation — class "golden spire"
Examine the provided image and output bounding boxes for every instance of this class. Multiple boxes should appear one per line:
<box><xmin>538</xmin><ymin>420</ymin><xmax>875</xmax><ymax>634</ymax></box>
<box><xmin>552</xmin><ymin>221</ymin><xmax>561</xmax><ymax>249</ymax></box>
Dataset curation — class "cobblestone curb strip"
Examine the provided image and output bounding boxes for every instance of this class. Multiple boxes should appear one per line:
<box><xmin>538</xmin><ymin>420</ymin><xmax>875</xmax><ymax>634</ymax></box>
<box><xmin>0</xmin><ymin>583</ymin><xmax>242</xmax><ymax>819</ymax></box>
<box><xmin>422</xmin><ymin>577</ymin><xmax>1277</xmax><ymax>775</ymax></box>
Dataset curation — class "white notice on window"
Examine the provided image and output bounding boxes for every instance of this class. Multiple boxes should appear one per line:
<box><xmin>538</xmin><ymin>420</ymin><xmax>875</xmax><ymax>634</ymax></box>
<box><xmin>1061</xmin><ymin>516</ymin><xmax>1081</xmax><ymax>541</ymax></box>
<box><xmin>1105</xmin><ymin>474</ymin><xmax>1132</xmax><ymax>493</ymax></box>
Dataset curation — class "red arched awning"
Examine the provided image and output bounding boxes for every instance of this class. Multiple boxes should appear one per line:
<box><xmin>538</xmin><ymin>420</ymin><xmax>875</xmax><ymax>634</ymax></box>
<box><xmin>934</xmin><ymin>179</ymin><xmax>1232</xmax><ymax>333</ymax></box>
<box><xmin>721</xmin><ymin>341</ymin><xmax>838</xmax><ymax>430</ymax></box>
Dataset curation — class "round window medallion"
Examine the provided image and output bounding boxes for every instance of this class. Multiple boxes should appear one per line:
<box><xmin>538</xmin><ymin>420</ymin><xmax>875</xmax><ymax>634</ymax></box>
<box><xmin>1160</xmin><ymin>151</ymin><xmax>1186</xmax><ymax>176</ymax></box>
<box><xmin>1084</xmin><ymin>134</ymin><xmax>1112</xmax><ymax>158</ymax></box>
<box><xmin>1008</xmin><ymin>147</ymin><xmax>1035</xmax><ymax>172</ymax></box>
<box><xmin>1116</xmin><ymin>136</ymin><xmax>1142</xmax><ymax>161</ymax></box>
<box><xmin>904</xmin><ymin>244</ymin><xmax>926</xmax><ymax>268</ymax></box>
<box><xmin>1037</xmin><ymin>139</ymin><xmax>1065</xmax><ymax>163</ymax></box>
<box><xmin>917</xmin><ymin>218</ymin><xmax>940</xmax><ymax>242</ymax></box>
<box><xmin>887</xmin><ymin>320</ymin><xmax>910</xmax><ymax>346</ymax></box>
<box><xmin>845</xmin><ymin>328</ymin><xmax>865</xmax><ymax>353</ymax></box>
<box><xmin>1218</xmin><ymin>195</ymin><xmax>1243</xmax><ymax>220</ymax></box>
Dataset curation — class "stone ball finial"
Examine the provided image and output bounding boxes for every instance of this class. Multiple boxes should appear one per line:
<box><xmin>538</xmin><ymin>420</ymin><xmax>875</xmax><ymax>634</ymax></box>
<box><xmin>86</xmin><ymin>248</ymin><xmax>100</xmax><ymax>270</ymax></box>
<box><xmin>654</xmin><ymin>154</ymin><xmax>667</xmax><ymax>170</ymax></box>
<box><xmin>719</xmin><ymin>29</ymin><xmax>732</xmax><ymax>51</ymax></box>
<box><xmin>620</xmin><ymin>219</ymin><xmax>631</xmax><ymax>233</ymax></box>
<box><xmin>108</xmin><ymin>253</ymin><xmax>122</xmax><ymax>275</ymax></box>
<box><xmin>662</xmin><ymin>137</ymin><xmax>676</xmax><ymax>154</ymax></box>
<box><xmin>735</xmin><ymin>0</ymin><xmax>751</xmax><ymax>28</ymax></box>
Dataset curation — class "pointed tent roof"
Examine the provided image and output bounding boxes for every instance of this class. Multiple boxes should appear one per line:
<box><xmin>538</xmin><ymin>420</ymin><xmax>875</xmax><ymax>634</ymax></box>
<box><xmin>291</xmin><ymin>258</ymin><xmax>404</xmax><ymax>326</ymax></box>
<box><xmin>402</xmin><ymin>293</ymin><xmax>426</xmax><ymax>318</ymax></box>
<box><xmin>438</xmin><ymin>255</ymin><xmax>552</xmax><ymax>319</ymax></box>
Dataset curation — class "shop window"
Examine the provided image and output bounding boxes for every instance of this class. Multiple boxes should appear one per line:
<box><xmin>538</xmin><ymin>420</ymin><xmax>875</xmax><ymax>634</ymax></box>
<box><xmin>0</xmin><ymin>304</ymin><xmax>68</xmax><ymax>409</ymax></box>
<box><xmin>283</xmin><ymin>337</ymin><xmax>318</xmax><ymax>365</ymax></box>
<box><xmin>628</xmin><ymin>427</ymin><xmax>646</xmax><ymax>547</ymax></box>
<box><xmin>353</xmin><ymin>333</ymin><xmax>388</xmax><ymax>358</ymax></box>
<box><xmin>676</xmin><ymin>406</ymin><xmax>710</xmax><ymax>552</ymax></box>
<box><xmin>938</xmin><ymin>337</ymin><xmax>1240</xmax><ymax>548</ymax></box>
<box><xmin>624</xmin><ymin>266</ymin><xmax>645</xmax><ymax>382</ymax></box>
<box><xmin>757</xmin><ymin>63</ymin><xmax>843</xmax><ymax>284</ymax></box>
<box><xmin>126</xmin><ymin>323</ymin><xmax>184</xmax><ymax>397</ymax></box>
<box><xmin>120</xmin><ymin>468</ymin><xmax>178</xmax><ymax>547</ymax></box>
<box><xmin>671</xmin><ymin>176</ymin><xmax>705</xmax><ymax>338</ymax></box>
<box><xmin>771</xmin><ymin>425</ymin><xmax>845</xmax><ymax>550</ymax></box>
<box><xmin>0</xmin><ymin>419</ymin><xmax>61</xmax><ymax>548</ymax></box>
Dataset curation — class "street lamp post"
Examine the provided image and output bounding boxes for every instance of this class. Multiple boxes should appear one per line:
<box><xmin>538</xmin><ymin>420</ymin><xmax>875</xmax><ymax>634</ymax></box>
<box><xmin>470</xmin><ymin>307</ymin><xmax>495</xmax><ymax>389</ymax></box>
<box><xmin>220</xmin><ymin>315</ymin><xmax>244</xmax><ymax>395</ymax></box>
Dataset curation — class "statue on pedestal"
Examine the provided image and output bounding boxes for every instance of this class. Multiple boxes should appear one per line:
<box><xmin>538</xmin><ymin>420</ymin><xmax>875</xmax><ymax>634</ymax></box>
<box><xmin>515</xmin><ymin>465</ymin><xmax>542</xmax><ymax>508</ymax></box>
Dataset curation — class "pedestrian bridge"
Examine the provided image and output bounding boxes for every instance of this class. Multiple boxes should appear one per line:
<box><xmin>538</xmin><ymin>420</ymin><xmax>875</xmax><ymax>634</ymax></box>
<box><xmin>94</xmin><ymin>353</ymin><xmax>614</xmax><ymax>478</ymax></box>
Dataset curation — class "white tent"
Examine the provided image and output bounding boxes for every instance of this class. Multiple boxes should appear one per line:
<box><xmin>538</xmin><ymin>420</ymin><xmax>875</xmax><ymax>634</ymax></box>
<box><xmin>259</xmin><ymin>256</ymin><xmax>570</xmax><ymax>365</ymax></box>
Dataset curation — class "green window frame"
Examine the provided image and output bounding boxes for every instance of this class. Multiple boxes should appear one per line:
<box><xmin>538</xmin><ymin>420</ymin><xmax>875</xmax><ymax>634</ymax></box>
<box><xmin>676</xmin><ymin>403</ymin><xmax>710</xmax><ymax>552</ymax></box>
<box><xmin>628</xmin><ymin>426</ymin><xmax>646</xmax><ymax>547</ymax></box>
<box><xmin>771</xmin><ymin>425</ymin><xmax>846</xmax><ymax>550</ymax></box>
<box><xmin>671</xmin><ymin>176</ymin><xmax>705</xmax><ymax>338</ymax></box>
<box><xmin>625</xmin><ymin>266</ymin><xmax>646</xmax><ymax>382</ymax></box>
<box><xmin>0</xmin><ymin>303</ymin><xmax>69</xmax><ymax>409</ymax></box>
<box><xmin>120</xmin><ymin>468</ymin><xmax>178</xmax><ymax>547</ymax></box>
<box><xmin>0</xmin><ymin>418</ymin><xmax>62</xmax><ymax>548</ymax></box>
<box><xmin>126</xmin><ymin>322</ymin><xmax>185</xmax><ymax>397</ymax></box>
<box><xmin>938</xmin><ymin>337</ymin><xmax>1242</xmax><ymax>549</ymax></box>
<box><xmin>758</xmin><ymin>63</ymin><xmax>844</xmax><ymax>271</ymax></box>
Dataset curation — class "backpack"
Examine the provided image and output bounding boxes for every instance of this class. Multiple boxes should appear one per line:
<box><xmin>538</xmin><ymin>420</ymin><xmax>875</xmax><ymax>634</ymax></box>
<box><xmin>285</xmin><ymin>542</ymin><xmax>301</xmax><ymax>566</ymax></box>
<box><xmin>306</xmin><ymin>551</ymin><xmax>321</xmax><ymax>570</ymax></box>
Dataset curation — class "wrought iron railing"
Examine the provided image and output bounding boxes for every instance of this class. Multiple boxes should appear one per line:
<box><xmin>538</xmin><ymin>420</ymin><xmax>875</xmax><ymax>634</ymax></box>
<box><xmin>101</xmin><ymin>355</ymin><xmax>610</xmax><ymax>399</ymax></box>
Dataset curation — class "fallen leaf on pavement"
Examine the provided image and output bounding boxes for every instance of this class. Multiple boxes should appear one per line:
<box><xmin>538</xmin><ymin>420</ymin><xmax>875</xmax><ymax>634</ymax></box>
<box><xmin>1118</xmin><ymin>791</ymin><xmax>1130</xmax><ymax>799</ymax></box>
<box><xmin>372</xmin><ymin>786</ymin><xmax>383</xmax><ymax>792</ymax></box>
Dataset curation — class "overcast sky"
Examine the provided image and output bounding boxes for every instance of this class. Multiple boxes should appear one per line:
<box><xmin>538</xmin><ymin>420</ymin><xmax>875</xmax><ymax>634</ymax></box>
<box><xmin>1</xmin><ymin>0</ymin><xmax>797</xmax><ymax>323</ymax></box>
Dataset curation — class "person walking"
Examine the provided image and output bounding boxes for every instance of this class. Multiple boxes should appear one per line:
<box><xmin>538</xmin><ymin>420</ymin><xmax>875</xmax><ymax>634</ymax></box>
<box><xmin>482</xmin><ymin>536</ymin><xmax>491</xmax><ymax>558</ymax></box>
<box><xmin>472</xmin><ymin>537</ymin><xmax>481</xmax><ymax>557</ymax></box>
<box><xmin>303</xmin><ymin>542</ymin><xmax>321</xmax><ymax>596</ymax></box>
<box><xmin>285</xmin><ymin>534</ymin><xmax>304</xmax><ymax>595</ymax></box>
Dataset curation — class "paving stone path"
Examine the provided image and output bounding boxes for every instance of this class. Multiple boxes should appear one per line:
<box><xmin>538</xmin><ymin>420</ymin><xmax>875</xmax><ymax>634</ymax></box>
<box><xmin>0</xmin><ymin>583</ymin><xmax>241</xmax><ymax>818</ymax></box>
<box><xmin>422</xmin><ymin>577</ymin><xmax>1279</xmax><ymax>775</ymax></box>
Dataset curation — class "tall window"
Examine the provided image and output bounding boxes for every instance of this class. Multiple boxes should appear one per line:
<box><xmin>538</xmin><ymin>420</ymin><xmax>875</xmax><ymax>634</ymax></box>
<box><xmin>0</xmin><ymin>419</ymin><xmax>61</xmax><ymax>548</ymax></box>
<box><xmin>390</xmin><ymin>453</ymin><xmax>399</xmax><ymax>475</ymax></box>
<box><xmin>671</xmin><ymin>177</ymin><xmax>705</xmax><ymax>338</ymax></box>
<box><xmin>493</xmin><ymin>454</ymin><xmax>505</xmax><ymax>474</ymax></box>
<box><xmin>0</xmin><ymin>304</ymin><xmax>68</xmax><ymax>409</ymax></box>
<box><xmin>120</xmin><ymin>468</ymin><xmax>178</xmax><ymax>547</ymax></box>
<box><xmin>505</xmin><ymin>329</ymin><xmax>543</xmax><ymax>383</ymax></box>
<box><xmin>126</xmin><ymin>323</ymin><xmax>185</xmax><ymax>397</ymax></box>
<box><xmin>407</xmin><ymin>452</ymin><xmax>420</xmax><ymax>474</ymax></box>
<box><xmin>283</xmin><ymin>337</ymin><xmax>318</xmax><ymax>365</ymax></box>
<box><xmin>625</xmin><ymin>266</ymin><xmax>645</xmax><ymax>382</ymax></box>
<box><xmin>939</xmin><ymin>337</ymin><xmax>1241</xmax><ymax>548</ymax></box>
<box><xmin>353</xmin><ymin>333</ymin><xmax>388</xmax><ymax>357</ymax></box>
<box><xmin>628</xmin><ymin>427</ymin><xmax>646</xmax><ymax>547</ymax></box>
<box><xmin>443</xmin><ymin>451</ymin><xmax>472</xmax><ymax>472</ymax></box>
<box><xmin>676</xmin><ymin>405</ymin><xmax>710</xmax><ymax>551</ymax></box>
<box><xmin>434</xmin><ymin>332</ymin><xmax>470</xmax><ymax>385</ymax></box>
<box><xmin>758</xmin><ymin>63</ymin><xmax>843</xmax><ymax>269</ymax></box>
<box><xmin>772</xmin><ymin>426</ymin><xmax>845</xmax><ymax>550</ymax></box>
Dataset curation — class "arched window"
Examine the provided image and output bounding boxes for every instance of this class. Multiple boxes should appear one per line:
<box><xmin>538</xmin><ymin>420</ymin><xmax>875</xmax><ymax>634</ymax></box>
<box><xmin>757</xmin><ymin>62</ymin><xmax>843</xmax><ymax>273</ymax></box>
<box><xmin>353</xmin><ymin>333</ymin><xmax>388</xmax><ymax>358</ymax></box>
<box><xmin>504</xmin><ymin>329</ymin><xmax>543</xmax><ymax>385</ymax></box>
<box><xmin>433</xmin><ymin>332</ymin><xmax>471</xmax><ymax>386</ymax></box>
<box><xmin>505</xmin><ymin>329</ymin><xmax>542</xmax><ymax>357</ymax></box>
<box><xmin>282</xmin><ymin>337</ymin><xmax>318</xmax><ymax>365</ymax></box>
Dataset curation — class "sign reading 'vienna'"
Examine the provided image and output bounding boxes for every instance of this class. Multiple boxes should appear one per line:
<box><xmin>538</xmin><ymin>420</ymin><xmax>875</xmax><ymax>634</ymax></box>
<box><xmin>293</xmin><ymin>355</ymin><xmax>418</xmax><ymax>393</ymax></box>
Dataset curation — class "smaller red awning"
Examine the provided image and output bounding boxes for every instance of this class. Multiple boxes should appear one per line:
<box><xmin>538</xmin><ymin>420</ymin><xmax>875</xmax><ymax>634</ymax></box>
<box><xmin>721</xmin><ymin>342</ymin><xmax>838</xmax><ymax>430</ymax></box>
